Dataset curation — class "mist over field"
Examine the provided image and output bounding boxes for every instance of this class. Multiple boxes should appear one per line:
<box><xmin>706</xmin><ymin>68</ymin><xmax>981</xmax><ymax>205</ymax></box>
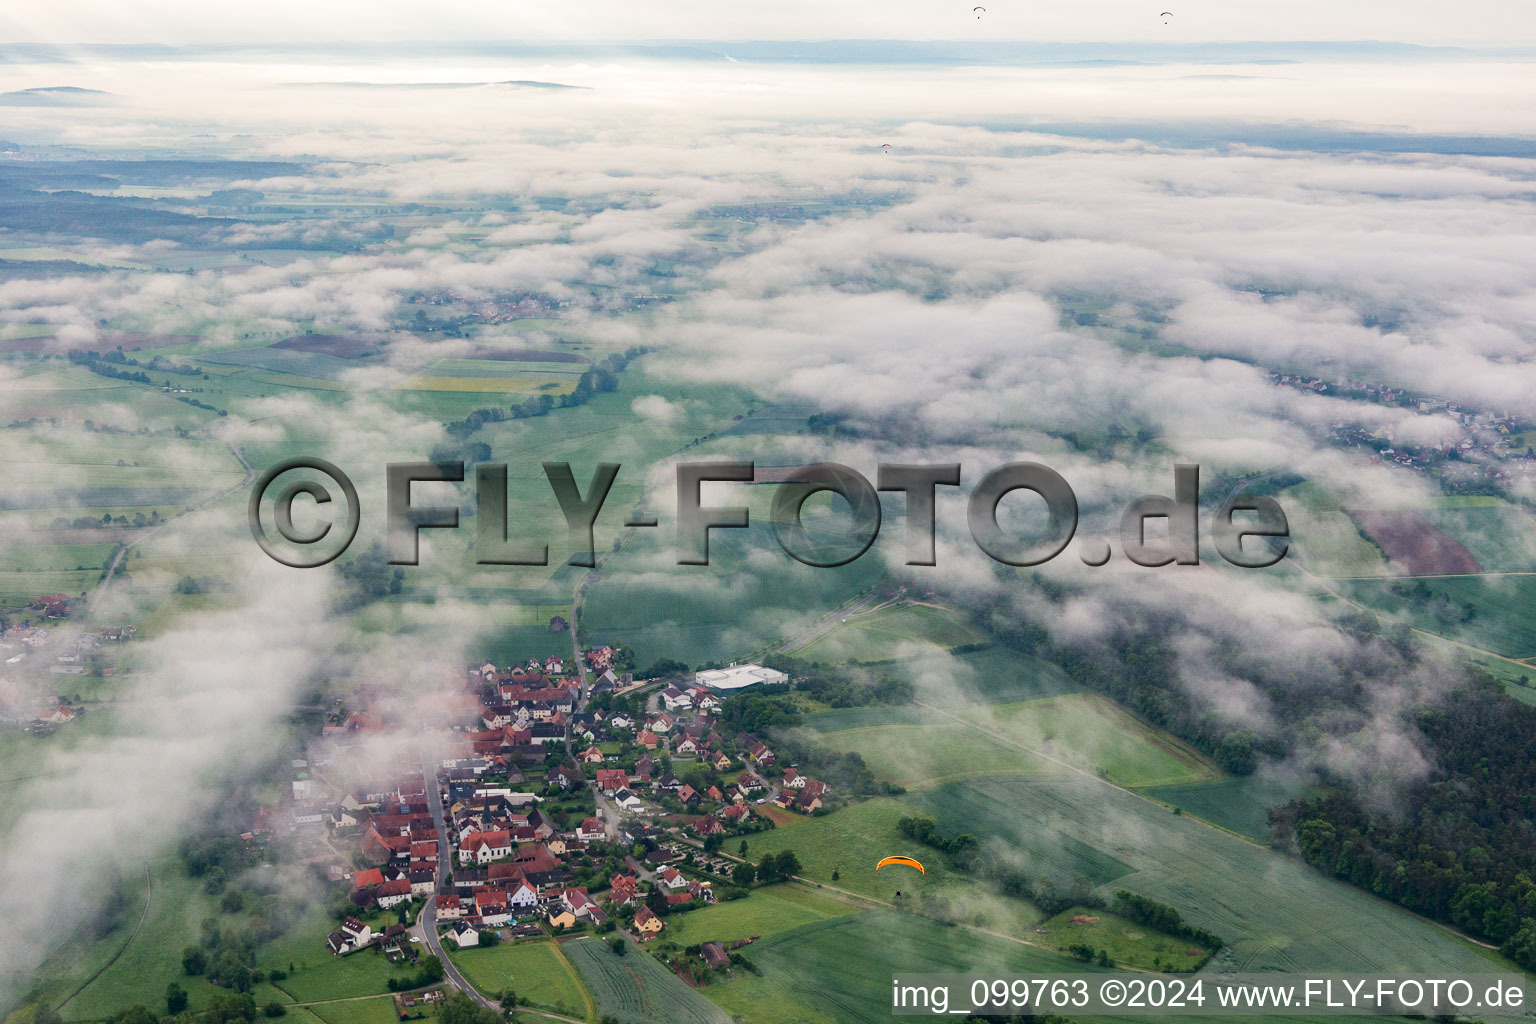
<box><xmin>1</xmin><ymin>30</ymin><xmax>1535</xmax><ymax>1024</ymax></box>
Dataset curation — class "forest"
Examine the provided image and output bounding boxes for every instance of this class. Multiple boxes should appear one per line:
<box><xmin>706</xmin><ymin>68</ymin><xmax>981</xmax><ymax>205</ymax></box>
<box><xmin>1272</xmin><ymin>675</ymin><xmax>1536</xmax><ymax>969</ymax></box>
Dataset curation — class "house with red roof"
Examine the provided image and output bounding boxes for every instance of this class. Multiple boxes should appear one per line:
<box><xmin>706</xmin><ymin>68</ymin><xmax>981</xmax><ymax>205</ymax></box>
<box><xmin>474</xmin><ymin>888</ymin><xmax>512</xmax><ymax>927</ymax></box>
<box><xmin>634</xmin><ymin>904</ymin><xmax>663</xmax><ymax>936</ymax></box>
<box><xmin>375</xmin><ymin>878</ymin><xmax>413</xmax><ymax>909</ymax></box>
<box><xmin>458</xmin><ymin>829</ymin><xmax>513</xmax><ymax>865</ymax></box>
<box><xmin>608</xmin><ymin>875</ymin><xmax>638</xmax><ymax>906</ymax></box>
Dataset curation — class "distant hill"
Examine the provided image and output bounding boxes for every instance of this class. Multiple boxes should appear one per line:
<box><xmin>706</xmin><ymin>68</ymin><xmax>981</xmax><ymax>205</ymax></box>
<box><xmin>288</xmin><ymin>79</ymin><xmax>585</xmax><ymax>90</ymax></box>
<box><xmin>0</xmin><ymin>86</ymin><xmax>114</xmax><ymax>107</ymax></box>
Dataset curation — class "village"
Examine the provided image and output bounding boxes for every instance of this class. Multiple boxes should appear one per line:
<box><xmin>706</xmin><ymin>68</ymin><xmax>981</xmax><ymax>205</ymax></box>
<box><xmin>267</xmin><ymin>646</ymin><xmax>826</xmax><ymax>995</ymax></box>
<box><xmin>1269</xmin><ymin>370</ymin><xmax>1536</xmax><ymax>484</ymax></box>
<box><xmin>0</xmin><ymin>592</ymin><xmax>134</xmax><ymax>732</ymax></box>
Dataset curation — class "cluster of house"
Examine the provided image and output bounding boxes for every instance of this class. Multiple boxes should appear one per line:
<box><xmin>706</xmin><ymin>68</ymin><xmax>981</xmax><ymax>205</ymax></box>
<box><xmin>0</xmin><ymin>618</ymin><xmax>137</xmax><ymax>728</ymax></box>
<box><xmin>1270</xmin><ymin>370</ymin><xmax>1536</xmax><ymax>482</ymax></box>
<box><xmin>326</xmin><ymin>916</ymin><xmax>417</xmax><ymax>958</ymax></box>
<box><xmin>0</xmin><ymin>617</ymin><xmax>133</xmax><ymax>689</ymax></box>
<box><xmin>24</xmin><ymin>594</ymin><xmax>72</xmax><ymax>619</ymax></box>
<box><xmin>309</xmin><ymin>652</ymin><xmax>831</xmax><ymax>956</ymax></box>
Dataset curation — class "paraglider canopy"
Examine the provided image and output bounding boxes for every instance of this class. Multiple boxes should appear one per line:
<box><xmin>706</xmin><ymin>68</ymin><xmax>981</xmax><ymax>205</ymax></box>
<box><xmin>973</xmin><ymin>5</ymin><xmax>986</xmax><ymax>16</ymax></box>
<box><xmin>1160</xmin><ymin>10</ymin><xmax>1174</xmax><ymax>22</ymax></box>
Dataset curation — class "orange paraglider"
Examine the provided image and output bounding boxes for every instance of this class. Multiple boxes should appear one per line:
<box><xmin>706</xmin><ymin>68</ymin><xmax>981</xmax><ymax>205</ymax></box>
<box><xmin>875</xmin><ymin>856</ymin><xmax>926</xmax><ymax>874</ymax></box>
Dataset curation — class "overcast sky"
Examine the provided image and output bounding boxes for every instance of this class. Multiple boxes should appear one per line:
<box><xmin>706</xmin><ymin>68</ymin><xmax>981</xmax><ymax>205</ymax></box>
<box><xmin>1</xmin><ymin>0</ymin><xmax>1533</xmax><ymax>48</ymax></box>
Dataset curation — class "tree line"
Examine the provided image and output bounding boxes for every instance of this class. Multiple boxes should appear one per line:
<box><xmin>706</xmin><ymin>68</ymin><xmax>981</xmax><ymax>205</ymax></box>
<box><xmin>1272</xmin><ymin>674</ymin><xmax>1536</xmax><ymax>970</ymax></box>
<box><xmin>444</xmin><ymin>347</ymin><xmax>649</xmax><ymax>439</ymax></box>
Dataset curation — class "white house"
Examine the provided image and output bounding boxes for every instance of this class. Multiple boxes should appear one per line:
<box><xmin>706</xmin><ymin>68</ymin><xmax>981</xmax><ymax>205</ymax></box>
<box><xmin>450</xmin><ymin>922</ymin><xmax>479</xmax><ymax>948</ymax></box>
<box><xmin>458</xmin><ymin>829</ymin><xmax>513</xmax><ymax>865</ymax></box>
<box><xmin>508</xmin><ymin>880</ymin><xmax>540</xmax><ymax>910</ymax></box>
<box><xmin>376</xmin><ymin>879</ymin><xmax>413</xmax><ymax>909</ymax></box>
<box><xmin>327</xmin><ymin>917</ymin><xmax>373</xmax><ymax>955</ymax></box>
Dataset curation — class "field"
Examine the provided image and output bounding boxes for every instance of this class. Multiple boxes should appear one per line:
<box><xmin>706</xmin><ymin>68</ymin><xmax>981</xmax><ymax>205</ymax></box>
<box><xmin>50</xmin><ymin>854</ymin><xmax>309</xmax><ymax>1021</ymax></box>
<box><xmin>1285</xmin><ymin>490</ymin><xmax>1536</xmax><ymax>578</ymax></box>
<box><xmin>787</xmin><ymin>604</ymin><xmax>985</xmax><ymax>663</ymax></box>
<box><xmin>561</xmin><ymin>936</ymin><xmax>729</xmax><ymax>1024</ymax></box>
<box><xmin>1033</xmin><ymin>906</ymin><xmax>1212</xmax><ymax>971</ymax></box>
<box><xmin>446</xmin><ymin>939</ymin><xmax>592</xmax><ymax>1018</ymax></box>
<box><xmin>734</xmin><ymin>799</ymin><xmax>1051</xmax><ymax>941</ymax></box>
<box><xmin>196</xmin><ymin>347</ymin><xmax>359</xmax><ymax>380</ymax></box>
<box><xmin>578</xmin><ymin>523</ymin><xmax>886</xmax><ymax>667</ymax></box>
<box><xmin>259</xmin><ymin>906</ymin><xmax>423</xmax><ymax>1004</ymax></box>
<box><xmin>395</xmin><ymin>376</ymin><xmax>577</xmax><ymax>395</ymax></box>
<box><xmin>703</xmin><ymin>910</ymin><xmax>1105</xmax><ymax>1024</ymax></box>
<box><xmin>739</xmin><ymin>798</ymin><xmax>965</xmax><ymax>901</ymax></box>
<box><xmin>651</xmin><ymin>885</ymin><xmax>857</xmax><ymax>948</ymax></box>
<box><xmin>1274</xmin><ymin>482</ymin><xmax>1388</xmax><ymax>577</ymax></box>
<box><xmin>1348</xmin><ymin>510</ymin><xmax>1480</xmax><ymax>575</ymax></box>
<box><xmin>796</xmin><ymin>704</ymin><xmax>933</xmax><ymax>731</ymax></box>
<box><xmin>1420</xmin><ymin>501</ymin><xmax>1536</xmax><ymax>571</ymax></box>
<box><xmin>306</xmin><ymin>996</ymin><xmax>433</xmax><ymax>1024</ymax></box>
<box><xmin>915</xmin><ymin>645</ymin><xmax>1081</xmax><ymax>706</ymax></box>
<box><xmin>807</xmin><ymin>692</ymin><xmax>1214</xmax><ymax>791</ymax></box>
<box><xmin>940</xmin><ymin>694</ymin><xmax>1218</xmax><ymax>789</ymax></box>
<box><xmin>1338</xmin><ymin>575</ymin><xmax>1536</xmax><ymax>659</ymax></box>
<box><xmin>1138</xmin><ymin>775</ymin><xmax>1315</xmax><ymax>842</ymax></box>
<box><xmin>810</xmin><ymin>721</ymin><xmax>1053</xmax><ymax>789</ymax></box>
<box><xmin>911</xmin><ymin>772</ymin><xmax>1507</xmax><ymax>974</ymax></box>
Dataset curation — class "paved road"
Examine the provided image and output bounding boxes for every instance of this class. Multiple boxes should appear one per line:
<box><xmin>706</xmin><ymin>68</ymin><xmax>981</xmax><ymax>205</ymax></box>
<box><xmin>92</xmin><ymin>441</ymin><xmax>255</xmax><ymax>605</ymax></box>
<box><xmin>416</xmin><ymin>748</ymin><xmax>500</xmax><ymax>1014</ymax></box>
<box><xmin>623</xmin><ymin>854</ymin><xmax>656</xmax><ymax>883</ymax></box>
<box><xmin>592</xmin><ymin>787</ymin><xmax>623</xmax><ymax>841</ymax></box>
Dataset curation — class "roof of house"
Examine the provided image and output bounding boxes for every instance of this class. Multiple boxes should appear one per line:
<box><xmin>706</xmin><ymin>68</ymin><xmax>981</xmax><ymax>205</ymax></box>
<box><xmin>463</xmin><ymin>829</ymin><xmax>512</xmax><ymax>851</ymax></box>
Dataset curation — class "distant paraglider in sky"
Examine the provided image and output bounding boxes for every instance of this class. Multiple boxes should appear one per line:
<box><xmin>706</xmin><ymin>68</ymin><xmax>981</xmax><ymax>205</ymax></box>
<box><xmin>973</xmin><ymin>6</ymin><xmax>986</xmax><ymax>18</ymax></box>
<box><xmin>1161</xmin><ymin>10</ymin><xmax>1174</xmax><ymax>23</ymax></box>
<box><xmin>881</xmin><ymin>143</ymin><xmax>892</xmax><ymax>154</ymax></box>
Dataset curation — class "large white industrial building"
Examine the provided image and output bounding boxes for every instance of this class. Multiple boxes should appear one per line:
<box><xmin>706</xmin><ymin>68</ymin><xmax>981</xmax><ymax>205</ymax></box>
<box><xmin>693</xmin><ymin>663</ymin><xmax>788</xmax><ymax>690</ymax></box>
